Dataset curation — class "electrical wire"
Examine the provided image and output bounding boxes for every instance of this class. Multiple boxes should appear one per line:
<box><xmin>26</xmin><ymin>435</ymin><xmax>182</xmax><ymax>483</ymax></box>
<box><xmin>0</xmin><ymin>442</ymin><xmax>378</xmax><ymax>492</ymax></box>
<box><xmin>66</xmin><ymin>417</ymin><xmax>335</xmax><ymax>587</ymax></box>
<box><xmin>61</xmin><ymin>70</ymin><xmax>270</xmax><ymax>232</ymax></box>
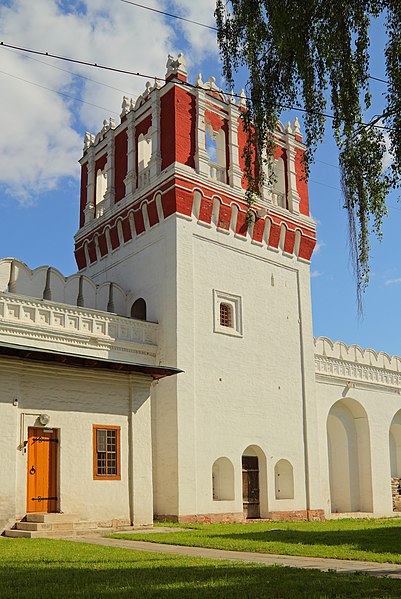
<box><xmin>0</xmin><ymin>41</ymin><xmax>391</xmax><ymax>130</ymax></box>
<box><xmin>0</xmin><ymin>69</ymin><xmax>119</xmax><ymax>115</ymax></box>
<box><xmin>120</xmin><ymin>0</ymin><xmax>217</xmax><ymax>30</ymax></box>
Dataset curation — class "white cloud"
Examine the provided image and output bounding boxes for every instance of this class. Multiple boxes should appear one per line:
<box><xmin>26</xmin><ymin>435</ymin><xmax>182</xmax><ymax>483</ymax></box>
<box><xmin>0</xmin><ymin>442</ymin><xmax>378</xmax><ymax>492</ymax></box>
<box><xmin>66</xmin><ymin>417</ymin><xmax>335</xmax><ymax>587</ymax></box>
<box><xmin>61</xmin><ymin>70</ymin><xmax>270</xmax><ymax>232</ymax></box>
<box><xmin>314</xmin><ymin>239</ymin><xmax>325</xmax><ymax>254</ymax></box>
<box><xmin>311</xmin><ymin>270</ymin><xmax>322</xmax><ymax>278</ymax></box>
<box><xmin>384</xmin><ymin>277</ymin><xmax>401</xmax><ymax>286</ymax></box>
<box><xmin>0</xmin><ymin>0</ymin><xmax>218</xmax><ymax>202</ymax></box>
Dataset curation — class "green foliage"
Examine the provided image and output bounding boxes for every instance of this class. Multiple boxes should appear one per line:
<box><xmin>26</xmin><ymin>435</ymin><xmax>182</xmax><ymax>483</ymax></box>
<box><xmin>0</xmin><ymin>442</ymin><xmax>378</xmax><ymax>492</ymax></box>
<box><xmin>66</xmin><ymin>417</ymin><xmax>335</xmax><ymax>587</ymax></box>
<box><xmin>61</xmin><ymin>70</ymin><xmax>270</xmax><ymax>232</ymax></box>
<box><xmin>1</xmin><ymin>537</ymin><xmax>401</xmax><ymax>598</ymax></box>
<box><xmin>115</xmin><ymin>517</ymin><xmax>401</xmax><ymax>563</ymax></box>
<box><xmin>215</xmin><ymin>0</ymin><xmax>401</xmax><ymax>300</ymax></box>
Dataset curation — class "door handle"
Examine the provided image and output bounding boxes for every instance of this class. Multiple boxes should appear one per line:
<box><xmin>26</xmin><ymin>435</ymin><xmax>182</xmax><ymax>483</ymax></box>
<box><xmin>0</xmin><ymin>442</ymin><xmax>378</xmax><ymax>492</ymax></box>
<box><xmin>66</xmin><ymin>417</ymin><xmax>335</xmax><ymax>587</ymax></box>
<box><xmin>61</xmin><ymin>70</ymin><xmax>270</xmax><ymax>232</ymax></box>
<box><xmin>30</xmin><ymin>466</ymin><xmax>36</xmax><ymax>475</ymax></box>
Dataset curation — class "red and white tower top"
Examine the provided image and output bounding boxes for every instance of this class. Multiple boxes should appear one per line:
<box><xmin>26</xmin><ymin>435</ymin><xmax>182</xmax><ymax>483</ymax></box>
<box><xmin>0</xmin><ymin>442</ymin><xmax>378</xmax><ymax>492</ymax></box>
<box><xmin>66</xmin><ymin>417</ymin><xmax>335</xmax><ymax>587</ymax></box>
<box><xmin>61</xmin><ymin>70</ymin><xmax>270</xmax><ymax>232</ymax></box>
<box><xmin>75</xmin><ymin>54</ymin><xmax>316</xmax><ymax>269</ymax></box>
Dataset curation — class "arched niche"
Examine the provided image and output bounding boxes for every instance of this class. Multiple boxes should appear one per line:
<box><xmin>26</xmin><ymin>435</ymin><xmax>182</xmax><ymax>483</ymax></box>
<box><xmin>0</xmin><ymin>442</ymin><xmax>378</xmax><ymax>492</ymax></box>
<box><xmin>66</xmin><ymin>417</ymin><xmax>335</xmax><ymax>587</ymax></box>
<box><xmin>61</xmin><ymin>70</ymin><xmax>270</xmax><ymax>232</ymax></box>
<box><xmin>274</xmin><ymin>459</ymin><xmax>294</xmax><ymax>500</ymax></box>
<box><xmin>327</xmin><ymin>398</ymin><xmax>373</xmax><ymax>513</ymax></box>
<box><xmin>130</xmin><ymin>298</ymin><xmax>147</xmax><ymax>321</ymax></box>
<box><xmin>389</xmin><ymin>410</ymin><xmax>401</xmax><ymax>512</ymax></box>
<box><xmin>212</xmin><ymin>457</ymin><xmax>235</xmax><ymax>501</ymax></box>
<box><xmin>242</xmin><ymin>445</ymin><xmax>268</xmax><ymax>518</ymax></box>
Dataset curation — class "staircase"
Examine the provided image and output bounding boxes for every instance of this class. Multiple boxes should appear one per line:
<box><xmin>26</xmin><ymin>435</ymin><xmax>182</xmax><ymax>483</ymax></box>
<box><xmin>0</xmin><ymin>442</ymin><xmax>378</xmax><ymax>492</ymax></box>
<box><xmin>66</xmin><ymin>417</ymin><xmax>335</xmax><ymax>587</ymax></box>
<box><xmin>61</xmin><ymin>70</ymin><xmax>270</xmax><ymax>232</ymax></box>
<box><xmin>3</xmin><ymin>513</ymin><xmax>104</xmax><ymax>538</ymax></box>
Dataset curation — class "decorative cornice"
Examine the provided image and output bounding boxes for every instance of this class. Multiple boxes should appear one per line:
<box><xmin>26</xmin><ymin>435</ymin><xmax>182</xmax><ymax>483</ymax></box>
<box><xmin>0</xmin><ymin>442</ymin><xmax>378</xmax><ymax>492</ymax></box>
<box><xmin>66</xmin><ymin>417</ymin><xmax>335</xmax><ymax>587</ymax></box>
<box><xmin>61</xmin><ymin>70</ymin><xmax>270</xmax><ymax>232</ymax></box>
<box><xmin>0</xmin><ymin>293</ymin><xmax>158</xmax><ymax>363</ymax></box>
<box><xmin>314</xmin><ymin>336</ymin><xmax>401</xmax><ymax>390</ymax></box>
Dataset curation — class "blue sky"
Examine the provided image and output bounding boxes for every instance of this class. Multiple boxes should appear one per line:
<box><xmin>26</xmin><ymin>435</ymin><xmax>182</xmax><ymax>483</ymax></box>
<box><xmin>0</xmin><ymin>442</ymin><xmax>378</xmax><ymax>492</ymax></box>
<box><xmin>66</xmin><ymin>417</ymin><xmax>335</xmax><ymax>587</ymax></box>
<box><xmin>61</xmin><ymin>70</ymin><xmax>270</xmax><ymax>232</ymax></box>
<box><xmin>1</xmin><ymin>0</ymin><xmax>400</xmax><ymax>355</ymax></box>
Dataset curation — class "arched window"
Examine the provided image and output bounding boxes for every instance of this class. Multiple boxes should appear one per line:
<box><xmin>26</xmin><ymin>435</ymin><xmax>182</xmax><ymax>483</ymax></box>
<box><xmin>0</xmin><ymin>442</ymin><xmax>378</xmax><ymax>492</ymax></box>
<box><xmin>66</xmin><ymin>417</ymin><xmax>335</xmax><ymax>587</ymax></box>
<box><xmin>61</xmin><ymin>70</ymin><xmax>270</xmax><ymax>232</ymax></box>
<box><xmin>95</xmin><ymin>168</ymin><xmax>107</xmax><ymax>210</ymax></box>
<box><xmin>138</xmin><ymin>130</ymin><xmax>152</xmax><ymax>188</ymax></box>
<box><xmin>205</xmin><ymin>124</ymin><xmax>226</xmax><ymax>183</ymax></box>
<box><xmin>212</xmin><ymin>457</ymin><xmax>235</xmax><ymax>501</ymax></box>
<box><xmin>131</xmin><ymin>298</ymin><xmax>147</xmax><ymax>320</ymax></box>
<box><xmin>219</xmin><ymin>303</ymin><xmax>232</xmax><ymax>328</ymax></box>
<box><xmin>274</xmin><ymin>459</ymin><xmax>294</xmax><ymax>499</ymax></box>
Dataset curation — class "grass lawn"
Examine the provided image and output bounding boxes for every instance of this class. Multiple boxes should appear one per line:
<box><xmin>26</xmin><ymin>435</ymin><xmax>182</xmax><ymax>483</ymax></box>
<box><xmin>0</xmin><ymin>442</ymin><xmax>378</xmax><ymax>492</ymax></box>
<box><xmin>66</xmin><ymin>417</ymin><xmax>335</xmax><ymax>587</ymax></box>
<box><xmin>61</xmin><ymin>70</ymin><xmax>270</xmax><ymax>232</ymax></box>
<box><xmin>1</xmin><ymin>538</ymin><xmax>401</xmax><ymax>598</ymax></box>
<box><xmin>110</xmin><ymin>518</ymin><xmax>401</xmax><ymax>564</ymax></box>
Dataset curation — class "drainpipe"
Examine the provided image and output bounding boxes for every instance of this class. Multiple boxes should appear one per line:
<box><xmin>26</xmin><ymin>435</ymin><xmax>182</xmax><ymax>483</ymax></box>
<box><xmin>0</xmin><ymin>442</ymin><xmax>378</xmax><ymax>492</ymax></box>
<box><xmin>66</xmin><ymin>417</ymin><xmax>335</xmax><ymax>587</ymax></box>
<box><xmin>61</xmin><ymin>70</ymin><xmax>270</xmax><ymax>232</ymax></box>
<box><xmin>128</xmin><ymin>374</ymin><xmax>134</xmax><ymax>525</ymax></box>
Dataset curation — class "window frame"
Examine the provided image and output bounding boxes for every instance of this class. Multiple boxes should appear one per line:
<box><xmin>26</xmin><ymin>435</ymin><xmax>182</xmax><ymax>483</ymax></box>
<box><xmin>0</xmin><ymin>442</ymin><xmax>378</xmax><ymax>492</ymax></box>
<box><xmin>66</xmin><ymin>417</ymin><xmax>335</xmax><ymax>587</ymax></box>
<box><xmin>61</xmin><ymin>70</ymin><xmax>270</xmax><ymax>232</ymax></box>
<box><xmin>92</xmin><ymin>425</ymin><xmax>121</xmax><ymax>481</ymax></box>
<box><xmin>213</xmin><ymin>290</ymin><xmax>243</xmax><ymax>337</ymax></box>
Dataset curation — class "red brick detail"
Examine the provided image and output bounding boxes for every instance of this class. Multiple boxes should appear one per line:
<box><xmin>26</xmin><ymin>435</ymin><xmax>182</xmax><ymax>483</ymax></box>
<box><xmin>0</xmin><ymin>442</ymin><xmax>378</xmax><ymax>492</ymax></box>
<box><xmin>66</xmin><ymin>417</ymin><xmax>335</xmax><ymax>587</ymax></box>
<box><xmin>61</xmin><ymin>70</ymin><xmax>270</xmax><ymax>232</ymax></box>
<box><xmin>155</xmin><ymin>513</ymin><xmax>244</xmax><ymax>524</ymax></box>
<box><xmin>121</xmin><ymin>216</ymin><xmax>133</xmax><ymax>242</ymax></box>
<box><xmin>284</xmin><ymin>228</ymin><xmax>296</xmax><ymax>254</ymax></box>
<box><xmin>98</xmin><ymin>232</ymin><xmax>108</xmax><ymax>257</ymax></box>
<box><xmin>166</xmin><ymin>72</ymin><xmax>187</xmax><ymax>83</ymax></box>
<box><xmin>217</xmin><ymin>204</ymin><xmax>231</xmax><ymax>230</ymax></box>
<box><xmin>236</xmin><ymin>210</ymin><xmax>248</xmax><ymax>237</ymax></box>
<box><xmin>161</xmin><ymin>87</ymin><xmax>195</xmax><ymax>170</ymax></box>
<box><xmin>295</xmin><ymin>148</ymin><xmax>310</xmax><ymax>216</ymax></box>
<box><xmin>176</xmin><ymin>87</ymin><xmax>195</xmax><ymax>168</ymax></box>
<box><xmin>270</xmin><ymin>509</ymin><xmax>325</xmax><ymax>522</ymax></box>
<box><xmin>114</xmin><ymin>129</ymin><xmax>127</xmax><ymax>202</ymax></box>
<box><xmin>133</xmin><ymin>209</ymin><xmax>145</xmax><ymax>235</ymax></box>
<box><xmin>299</xmin><ymin>234</ymin><xmax>316</xmax><ymax>261</ymax></box>
<box><xmin>109</xmin><ymin>225</ymin><xmax>120</xmax><ymax>250</ymax></box>
<box><xmin>198</xmin><ymin>197</ymin><xmax>213</xmax><ymax>224</ymax></box>
<box><xmin>79</xmin><ymin>164</ymin><xmax>88</xmax><ymax>228</ymax></box>
<box><xmin>87</xmin><ymin>240</ymin><xmax>97</xmax><ymax>264</ymax></box>
<box><xmin>147</xmin><ymin>200</ymin><xmax>159</xmax><ymax>227</ymax></box>
<box><xmin>161</xmin><ymin>89</ymin><xmax>175</xmax><ymax>170</ymax></box>
<box><xmin>176</xmin><ymin>188</ymin><xmax>193</xmax><ymax>217</ymax></box>
<box><xmin>237</xmin><ymin>117</ymin><xmax>248</xmax><ymax>189</ymax></box>
<box><xmin>75</xmin><ymin>246</ymin><xmax>86</xmax><ymax>270</ymax></box>
<box><xmin>205</xmin><ymin>109</ymin><xmax>224</xmax><ymax>132</ymax></box>
<box><xmin>252</xmin><ymin>217</ymin><xmax>266</xmax><ymax>243</ymax></box>
<box><xmin>161</xmin><ymin>188</ymin><xmax>176</xmax><ymax>218</ymax></box>
<box><xmin>268</xmin><ymin>221</ymin><xmax>281</xmax><ymax>249</ymax></box>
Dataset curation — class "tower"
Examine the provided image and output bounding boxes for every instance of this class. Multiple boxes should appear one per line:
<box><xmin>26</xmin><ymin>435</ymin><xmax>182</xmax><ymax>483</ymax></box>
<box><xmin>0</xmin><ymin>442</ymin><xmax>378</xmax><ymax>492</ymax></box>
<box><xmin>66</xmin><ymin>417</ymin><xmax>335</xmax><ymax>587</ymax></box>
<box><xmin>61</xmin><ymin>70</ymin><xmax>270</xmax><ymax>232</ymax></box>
<box><xmin>74</xmin><ymin>54</ymin><xmax>322</xmax><ymax>521</ymax></box>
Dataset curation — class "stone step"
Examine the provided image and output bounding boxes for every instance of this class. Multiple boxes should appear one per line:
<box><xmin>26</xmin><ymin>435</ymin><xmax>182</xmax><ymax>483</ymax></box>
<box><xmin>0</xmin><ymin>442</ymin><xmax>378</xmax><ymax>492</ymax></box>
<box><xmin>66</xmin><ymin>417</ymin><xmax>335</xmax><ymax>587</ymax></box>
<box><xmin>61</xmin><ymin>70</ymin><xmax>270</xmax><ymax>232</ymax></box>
<box><xmin>4</xmin><ymin>526</ymin><xmax>121</xmax><ymax>539</ymax></box>
<box><xmin>15</xmin><ymin>521</ymin><xmax>98</xmax><ymax>532</ymax></box>
<box><xmin>25</xmin><ymin>513</ymin><xmax>79</xmax><ymax>523</ymax></box>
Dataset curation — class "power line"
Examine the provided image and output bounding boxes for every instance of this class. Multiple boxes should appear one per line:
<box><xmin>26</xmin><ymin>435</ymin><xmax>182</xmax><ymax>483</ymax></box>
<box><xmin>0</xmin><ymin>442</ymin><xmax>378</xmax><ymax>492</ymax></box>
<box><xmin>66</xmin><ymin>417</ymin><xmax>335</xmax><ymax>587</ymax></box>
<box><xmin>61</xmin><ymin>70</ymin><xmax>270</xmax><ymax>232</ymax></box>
<box><xmin>119</xmin><ymin>1</ymin><xmax>389</xmax><ymax>87</ymax></box>
<box><xmin>3</xmin><ymin>45</ymin><xmax>137</xmax><ymax>97</ymax></box>
<box><xmin>0</xmin><ymin>41</ymin><xmax>391</xmax><ymax>131</ymax></box>
<box><xmin>120</xmin><ymin>0</ymin><xmax>217</xmax><ymax>31</ymax></box>
<box><xmin>0</xmin><ymin>69</ymin><xmax>119</xmax><ymax>115</ymax></box>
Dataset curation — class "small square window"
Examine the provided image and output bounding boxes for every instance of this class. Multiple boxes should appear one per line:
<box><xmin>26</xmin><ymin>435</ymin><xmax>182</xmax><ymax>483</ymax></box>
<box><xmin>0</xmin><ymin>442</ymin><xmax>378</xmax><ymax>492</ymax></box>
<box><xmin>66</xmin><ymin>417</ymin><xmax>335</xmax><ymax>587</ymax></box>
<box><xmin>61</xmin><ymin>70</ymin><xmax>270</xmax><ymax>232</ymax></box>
<box><xmin>213</xmin><ymin>290</ymin><xmax>243</xmax><ymax>337</ymax></box>
<box><xmin>93</xmin><ymin>425</ymin><xmax>121</xmax><ymax>480</ymax></box>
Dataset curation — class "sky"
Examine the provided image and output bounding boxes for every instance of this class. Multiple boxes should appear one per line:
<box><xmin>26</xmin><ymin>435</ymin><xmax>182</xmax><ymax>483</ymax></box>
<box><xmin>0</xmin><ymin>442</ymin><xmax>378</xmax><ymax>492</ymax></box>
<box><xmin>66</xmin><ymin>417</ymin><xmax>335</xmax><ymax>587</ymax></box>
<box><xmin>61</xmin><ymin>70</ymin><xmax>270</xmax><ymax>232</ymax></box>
<box><xmin>0</xmin><ymin>0</ymin><xmax>400</xmax><ymax>356</ymax></box>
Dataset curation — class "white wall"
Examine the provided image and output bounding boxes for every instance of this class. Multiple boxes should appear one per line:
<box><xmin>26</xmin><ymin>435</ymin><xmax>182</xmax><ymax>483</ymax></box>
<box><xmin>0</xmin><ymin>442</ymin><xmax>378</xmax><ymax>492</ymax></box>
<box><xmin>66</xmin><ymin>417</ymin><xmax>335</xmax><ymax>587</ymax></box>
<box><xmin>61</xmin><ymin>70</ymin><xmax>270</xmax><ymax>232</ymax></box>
<box><xmin>0</xmin><ymin>357</ymin><xmax>154</xmax><ymax>530</ymax></box>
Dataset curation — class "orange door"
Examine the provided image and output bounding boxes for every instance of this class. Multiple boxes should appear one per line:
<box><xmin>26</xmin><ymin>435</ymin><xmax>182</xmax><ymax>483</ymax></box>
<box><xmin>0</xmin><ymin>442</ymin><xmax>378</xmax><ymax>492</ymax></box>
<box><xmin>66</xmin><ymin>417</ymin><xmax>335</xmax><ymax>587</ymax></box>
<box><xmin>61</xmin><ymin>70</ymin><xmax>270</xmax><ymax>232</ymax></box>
<box><xmin>26</xmin><ymin>427</ymin><xmax>58</xmax><ymax>513</ymax></box>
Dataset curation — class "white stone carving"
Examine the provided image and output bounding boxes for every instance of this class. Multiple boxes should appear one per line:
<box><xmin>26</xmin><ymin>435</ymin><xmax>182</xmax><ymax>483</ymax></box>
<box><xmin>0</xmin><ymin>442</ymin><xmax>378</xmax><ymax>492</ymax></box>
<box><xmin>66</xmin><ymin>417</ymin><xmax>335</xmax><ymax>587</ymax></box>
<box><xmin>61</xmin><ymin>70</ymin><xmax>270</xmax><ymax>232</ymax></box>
<box><xmin>293</xmin><ymin>116</ymin><xmax>301</xmax><ymax>135</ymax></box>
<box><xmin>238</xmin><ymin>89</ymin><xmax>247</xmax><ymax>108</ymax></box>
<box><xmin>314</xmin><ymin>336</ymin><xmax>401</xmax><ymax>389</ymax></box>
<box><xmin>121</xmin><ymin>96</ymin><xmax>130</xmax><ymax>117</ymax></box>
<box><xmin>0</xmin><ymin>293</ymin><xmax>158</xmax><ymax>362</ymax></box>
<box><xmin>165</xmin><ymin>52</ymin><xmax>187</xmax><ymax>79</ymax></box>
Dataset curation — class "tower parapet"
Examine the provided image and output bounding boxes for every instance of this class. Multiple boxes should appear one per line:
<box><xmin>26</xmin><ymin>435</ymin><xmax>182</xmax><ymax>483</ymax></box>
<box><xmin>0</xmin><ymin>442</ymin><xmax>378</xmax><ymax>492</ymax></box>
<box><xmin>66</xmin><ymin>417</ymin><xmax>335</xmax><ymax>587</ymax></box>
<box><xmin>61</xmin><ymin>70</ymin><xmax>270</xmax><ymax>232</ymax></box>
<box><xmin>74</xmin><ymin>54</ymin><xmax>316</xmax><ymax>270</ymax></box>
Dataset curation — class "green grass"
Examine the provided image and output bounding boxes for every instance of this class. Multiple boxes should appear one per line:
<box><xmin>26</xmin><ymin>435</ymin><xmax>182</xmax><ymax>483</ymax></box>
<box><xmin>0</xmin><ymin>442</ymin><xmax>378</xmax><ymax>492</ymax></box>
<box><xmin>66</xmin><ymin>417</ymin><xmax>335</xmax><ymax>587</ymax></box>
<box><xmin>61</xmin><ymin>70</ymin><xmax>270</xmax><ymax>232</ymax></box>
<box><xmin>0</xmin><ymin>538</ymin><xmax>401</xmax><ymax>598</ymax></box>
<box><xmin>110</xmin><ymin>518</ymin><xmax>401</xmax><ymax>564</ymax></box>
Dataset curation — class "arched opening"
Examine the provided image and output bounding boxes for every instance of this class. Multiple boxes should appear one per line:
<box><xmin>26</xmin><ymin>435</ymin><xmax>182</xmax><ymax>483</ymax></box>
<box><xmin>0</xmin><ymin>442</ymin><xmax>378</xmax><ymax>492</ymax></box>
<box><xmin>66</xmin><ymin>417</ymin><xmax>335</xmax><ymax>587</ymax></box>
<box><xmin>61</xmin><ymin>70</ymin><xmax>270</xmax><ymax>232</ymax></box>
<box><xmin>273</xmin><ymin>157</ymin><xmax>286</xmax><ymax>208</ymax></box>
<box><xmin>389</xmin><ymin>410</ymin><xmax>401</xmax><ymax>511</ymax></box>
<box><xmin>212</xmin><ymin>457</ymin><xmax>235</xmax><ymax>501</ymax></box>
<box><xmin>242</xmin><ymin>445</ymin><xmax>268</xmax><ymax>519</ymax></box>
<box><xmin>95</xmin><ymin>167</ymin><xmax>107</xmax><ymax>213</ymax></box>
<box><xmin>137</xmin><ymin>130</ymin><xmax>152</xmax><ymax>188</ymax></box>
<box><xmin>130</xmin><ymin>298</ymin><xmax>147</xmax><ymax>321</ymax></box>
<box><xmin>327</xmin><ymin>398</ymin><xmax>373</xmax><ymax>513</ymax></box>
<box><xmin>219</xmin><ymin>302</ymin><xmax>233</xmax><ymax>328</ymax></box>
<box><xmin>205</xmin><ymin>124</ymin><xmax>226</xmax><ymax>183</ymax></box>
<box><xmin>274</xmin><ymin>459</ymin><xmax>294</xmax><ymax>500</ymax></box>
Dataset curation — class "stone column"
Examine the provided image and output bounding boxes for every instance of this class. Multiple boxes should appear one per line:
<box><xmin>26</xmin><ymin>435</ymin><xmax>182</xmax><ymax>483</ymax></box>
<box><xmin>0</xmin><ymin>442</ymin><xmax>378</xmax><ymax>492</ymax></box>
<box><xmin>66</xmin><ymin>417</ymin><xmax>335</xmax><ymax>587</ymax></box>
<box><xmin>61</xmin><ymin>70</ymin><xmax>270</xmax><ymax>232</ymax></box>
<box><xmin>194</xmin><ymin>88</ymin><xmax>210</xmax><ymax>178</ymax></box>
<box><xmin>149</xmin><ymin>86</ymin><xmax>162</xmax><ymax>182</ymax></box>
<box><xmin>285</xmin><ymin>124</ymin><xmax>301</xmax><ymax>214</ymax></box>
<box><xmin>84</xmin><ymin>149</ymin><xmax>95</xmax><ymax>224</ymax></box>
<box><xmin>103</xmin><ymin>130</ymin><xmax>115</xmax><ymax>210</ymax></box>
<box><xmin>124</xmin><ymin>112</ymin><xmax>137</xmax><ymax>196</ymax></box>
<box><xmin>228</xmin><ymin>102</ymin><xmax>243</xmax><ymax>189</ymax></box>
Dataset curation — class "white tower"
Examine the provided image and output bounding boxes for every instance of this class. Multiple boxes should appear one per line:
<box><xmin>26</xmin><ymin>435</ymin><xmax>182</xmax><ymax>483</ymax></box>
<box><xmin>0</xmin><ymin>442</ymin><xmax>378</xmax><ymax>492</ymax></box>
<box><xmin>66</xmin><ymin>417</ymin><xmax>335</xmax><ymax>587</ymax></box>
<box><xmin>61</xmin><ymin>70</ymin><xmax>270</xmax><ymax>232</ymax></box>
<box><xmin>75</xmin><ymin>55</ymin><xmax>323</xmax><ymax>521</ymax></box>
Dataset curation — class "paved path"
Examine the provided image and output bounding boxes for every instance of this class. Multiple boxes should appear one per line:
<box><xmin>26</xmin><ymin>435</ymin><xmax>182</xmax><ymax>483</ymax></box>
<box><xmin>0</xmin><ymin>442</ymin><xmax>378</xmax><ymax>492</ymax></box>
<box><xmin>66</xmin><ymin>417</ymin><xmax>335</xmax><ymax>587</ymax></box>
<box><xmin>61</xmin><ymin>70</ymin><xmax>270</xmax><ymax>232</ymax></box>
<box><xmin>69</xmin><ymin>536</ymin><xmax>401</xmax><ymax>579</ymax></box>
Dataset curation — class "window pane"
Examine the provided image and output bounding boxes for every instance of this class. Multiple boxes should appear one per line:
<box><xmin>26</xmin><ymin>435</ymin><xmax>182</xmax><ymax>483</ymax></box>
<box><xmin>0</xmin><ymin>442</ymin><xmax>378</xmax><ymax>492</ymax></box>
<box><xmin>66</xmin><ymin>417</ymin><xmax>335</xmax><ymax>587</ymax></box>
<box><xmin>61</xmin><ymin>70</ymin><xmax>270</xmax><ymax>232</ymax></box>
<box><xmin>97</xmin><ymin>429</ymin><xmax>107</xmax><ymax>452</ymax></box>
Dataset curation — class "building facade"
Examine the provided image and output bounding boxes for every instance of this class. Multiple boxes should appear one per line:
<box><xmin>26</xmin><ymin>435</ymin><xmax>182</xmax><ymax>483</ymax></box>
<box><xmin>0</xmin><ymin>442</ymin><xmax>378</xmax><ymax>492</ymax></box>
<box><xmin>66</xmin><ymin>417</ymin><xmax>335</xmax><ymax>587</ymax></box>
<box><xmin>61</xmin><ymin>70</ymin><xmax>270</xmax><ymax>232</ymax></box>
<box><xmin>1</xmin><ymin>55</ymin><xmax>401</xmax><ymax>532</ymax></box>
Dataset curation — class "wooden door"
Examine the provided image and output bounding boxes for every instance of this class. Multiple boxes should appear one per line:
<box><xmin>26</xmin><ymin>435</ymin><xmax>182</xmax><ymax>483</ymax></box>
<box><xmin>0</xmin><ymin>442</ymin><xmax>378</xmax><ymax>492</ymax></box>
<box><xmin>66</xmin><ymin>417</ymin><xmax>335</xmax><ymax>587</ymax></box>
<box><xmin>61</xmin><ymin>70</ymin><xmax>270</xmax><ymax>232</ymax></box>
<box><xmin>26</xmin><ymin>427</ymin><xmax>58</xmax><ymax>513</ymax></box>
<box><xmin>242</xmin><ymin>455</ymin><xmax>260</xmax><ymax>518</ymax></box>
